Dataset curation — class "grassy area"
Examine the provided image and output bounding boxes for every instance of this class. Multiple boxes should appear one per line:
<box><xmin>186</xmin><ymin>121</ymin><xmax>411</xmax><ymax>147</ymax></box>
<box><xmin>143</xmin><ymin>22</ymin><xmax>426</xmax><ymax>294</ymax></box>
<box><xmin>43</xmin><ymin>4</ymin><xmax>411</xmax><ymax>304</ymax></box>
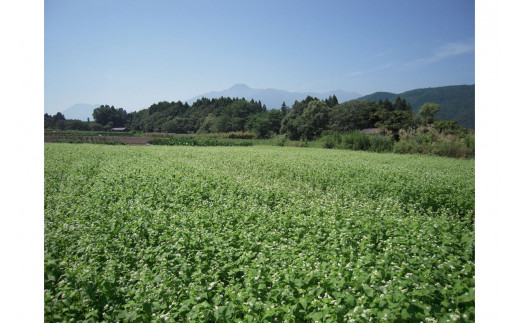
<box><xmin>44</xmin><ymin>129</ymin><xmax>475</xmax><ymax>159</ymax></box>
<box><xmin>45</xmin><ymin>144</ymin><xmax>474</xmax><ymax>322</ymax></box>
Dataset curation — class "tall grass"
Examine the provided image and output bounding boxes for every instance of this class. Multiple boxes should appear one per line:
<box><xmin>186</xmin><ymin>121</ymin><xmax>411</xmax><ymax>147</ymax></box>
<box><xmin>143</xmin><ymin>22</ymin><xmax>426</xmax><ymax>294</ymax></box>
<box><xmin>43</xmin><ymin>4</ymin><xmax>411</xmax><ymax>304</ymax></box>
<box><xmin>320</xmin><ymin>127</ymin><xmax>474</xmax><ymax>159</ymax></box>
<box><xmin>322</xmin><ymin>131</ymin><xmax>394</xmax><ymax>153</ymax></box>
<box><xmin>150</xmin><ymin>136</ymin><xmax>253</xmax><ymax>147</ymax></box>
<box><xmin>393</xmin><ymin>126</ymin><xmax>474</xmax><ymax>159</ymax></box>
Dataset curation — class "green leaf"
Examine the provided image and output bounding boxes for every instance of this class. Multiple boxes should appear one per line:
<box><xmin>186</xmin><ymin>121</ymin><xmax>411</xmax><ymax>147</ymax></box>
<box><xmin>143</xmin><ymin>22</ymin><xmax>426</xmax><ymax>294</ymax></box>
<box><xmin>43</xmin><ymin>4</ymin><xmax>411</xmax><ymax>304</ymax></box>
<box><xmin>299</xmin><ymin>298</ymin><xmax>308</xmax><ymax>310</ymax></box>
<box><xmin>457</xmin><ymin>288</ymin><xmax>475</xmax><ymax>303</ymax></box>
<box><xmin>308</xmin><ymin>311</ymin><xmax>323</xmax><ymax>321</ymax></box>
<box><xmin>345</xmin><ymin>294</ymin><xmax>356</xmax><ymax>308</ymax></box>
<box><xmin>362</xmin><ymin>284</ymin><xmax>374</xmax><ymax>297</ymax></box>
<box><xmin>143</xmin><ymin>302</ymin><xmax>152</xmax><ymax>316</ymax></box>
<box><xmin>401</xmin><ymin>308</ymin><xmax>411</xmax><ymax>320</ymax></box>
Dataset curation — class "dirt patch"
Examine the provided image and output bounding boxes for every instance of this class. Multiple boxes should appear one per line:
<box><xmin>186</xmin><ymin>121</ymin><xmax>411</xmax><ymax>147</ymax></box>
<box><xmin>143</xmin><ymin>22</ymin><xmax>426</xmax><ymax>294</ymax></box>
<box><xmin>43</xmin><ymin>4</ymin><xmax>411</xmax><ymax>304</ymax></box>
<box><xmin>45</xmin><ymin>135</ymin><xmax>153</xmax><ymax>145</ymax></box>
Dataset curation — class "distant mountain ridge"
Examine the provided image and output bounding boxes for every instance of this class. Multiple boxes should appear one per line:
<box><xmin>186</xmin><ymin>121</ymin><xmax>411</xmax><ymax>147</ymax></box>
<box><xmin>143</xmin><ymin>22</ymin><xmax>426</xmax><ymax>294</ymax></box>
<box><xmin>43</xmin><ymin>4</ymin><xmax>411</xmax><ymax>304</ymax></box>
<box><xmin>61</xmin><ymin>103</ymin><xmax>99</xmax><ymax>121</ymax></box>
<box><xmin>353</xmin><ymin>85</ymin><xmax>475</xmax><ymax>128</ymax></box>
<box><xmin>187</xmin><ymin>84</ymin><xmax>361</xmax><ymax>109</ymax></box>
<box><xmin>57</xmin><ymin>84</ymin><xmax>474</xmax><ymax>128</ymax></box>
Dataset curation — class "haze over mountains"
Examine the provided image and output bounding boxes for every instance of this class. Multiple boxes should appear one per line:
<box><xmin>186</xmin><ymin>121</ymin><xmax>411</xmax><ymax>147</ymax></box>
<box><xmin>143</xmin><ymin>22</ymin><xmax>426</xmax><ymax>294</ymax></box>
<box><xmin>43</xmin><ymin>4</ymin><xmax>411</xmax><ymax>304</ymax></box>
<box><xmin>60</xmin><ymin>85</ymin><xmax>361</xmax><ymax>121</ymax></box>
<box><xmin>59</xmin><ymin>84</ymin><xmax>474</xmax><ymax>128</ymax></box>
<box><xmin>60</xmin><ymin>103</ymin><xmax>99</xmax><ymax>122</ymax></box>
<box><xmin>186</xmin><ymin>84</ymin><xmax>362</xmax><ymax>109</ymax></box>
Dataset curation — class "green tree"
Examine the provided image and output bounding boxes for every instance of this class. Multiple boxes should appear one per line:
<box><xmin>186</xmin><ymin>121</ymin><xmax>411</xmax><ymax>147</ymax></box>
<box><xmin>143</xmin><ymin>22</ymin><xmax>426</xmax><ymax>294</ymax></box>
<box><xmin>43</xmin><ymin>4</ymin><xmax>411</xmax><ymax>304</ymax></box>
<box><xmin>329</xmin><ymin>101</ymin><xmax>380</xmax><ymax>132</ymax></box>
<box><xmin>375</xmin><ymin>109</ymin><xmax>414</xmax><ymax>140</ymax></box>
<box><xmin>53</xmin><ymin>112</ymin><xmax>66</xmax><ymax>122</ymax></box>
<box><xmin>280</xmin><ymin>96</ymin><xmax>319</xmax><ymax>140</ymax></box>
<box><xmin>394</xmin><ymin>96</ymin><xmax>412</xmax><ymax>111</ymax></box>
<box><xmin>92</xmin><ymin>105</ymin><xmax>129</xmax><ymax>127</ymax></box>
<box><xmin>92</xmin><ymin>105</ymin><xmax>114</xmax><ymax>126</ymax></box>
<box><xmin>44</xmin><ymin>113</ymin><xmax>55</xmax><ymax>128</ymax></box>
<box><xmin>418</xmin><ymin>102</ymin><xmax>441</xmax><ymax>124</ymax></box>
<box><xmin>245</xmin><ymin>113</ymin><xmax>270</xmax><ymax>138</ymax></box>
<box><xmin>298</xmin><ymin>100</ymin><xmax>331</xmax><ymax>140</ymax></box>
<box><xmin>434</xmin><ymin>120</ymin><xmax>461</xmax><ymax>134</ymax></box>
<box><xmin>325</xmin><ymin>95</ymin><xmax>339</xmax><ymax>108</ymax></box>
<box><xmin>281</xmin><ymin>101</ymin><xmax>289</xmax><ymax>115</ymax></box>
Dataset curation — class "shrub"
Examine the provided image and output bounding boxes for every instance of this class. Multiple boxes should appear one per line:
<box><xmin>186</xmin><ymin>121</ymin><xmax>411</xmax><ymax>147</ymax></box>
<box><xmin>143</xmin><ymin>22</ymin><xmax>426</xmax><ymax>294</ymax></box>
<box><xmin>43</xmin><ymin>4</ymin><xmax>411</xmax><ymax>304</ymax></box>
<box><xmin>394</xmin><ymin>126</ymin><xmax>474</xmax><ymax>159</ymax></box>
<box><xmin>150</xmin><ymin>136</ymin><xmax>253</xmax><ymax>147</ymax></box>
<box><xmin>323</xmin><ymin>132</ymin><xmax>341</xmax><ymax>149</ymax></box>
<box><xmin>321</xmin><ymin>131</ymin><xmax>393</xmax><ymax>153</ymax></box>
<box><xmin>270</xmin><ymin>135</ymin><xmax>287</xmax><ymax>147</ymax></box>
<box><xmin>369</xmin><ymin>135</ymin><xmax>394</xmax><ymax>152</ymax></box>
<box><xmin>342</xmin><ymin>131</ymin><xmax>371</xmax><ymax>150</ymax></box>
<box><xmin>225</xmin><ymin>132</ymin><xmax>257</xmax><ymax>139</ymax></box>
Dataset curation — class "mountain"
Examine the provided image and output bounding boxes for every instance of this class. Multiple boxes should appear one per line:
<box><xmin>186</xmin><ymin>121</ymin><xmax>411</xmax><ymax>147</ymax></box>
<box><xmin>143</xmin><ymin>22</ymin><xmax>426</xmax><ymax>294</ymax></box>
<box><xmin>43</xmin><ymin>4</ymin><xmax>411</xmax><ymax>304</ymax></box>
<box><xmin>61</xmin><ymin>103</ymin><xmax>99</xmax><ymax>121</ymax></box>
<box><xmin>353</xmin><ymin>85</ymin><xmax>475</xmax><ymax>128</ymax></box>
<box><xmin>187</xmin><ymin>84</ymin><xmax>361</xmax><ymax>109</ymax></box>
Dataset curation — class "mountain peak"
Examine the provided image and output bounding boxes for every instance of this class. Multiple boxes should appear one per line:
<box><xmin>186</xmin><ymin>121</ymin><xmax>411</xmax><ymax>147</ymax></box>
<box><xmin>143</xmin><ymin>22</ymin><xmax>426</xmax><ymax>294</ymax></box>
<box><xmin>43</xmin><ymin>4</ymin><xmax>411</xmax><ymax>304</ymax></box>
<box><xmin>230</xmin><ymin>83</ymin><xmax>250</xmax><ymax>90</ymax></box>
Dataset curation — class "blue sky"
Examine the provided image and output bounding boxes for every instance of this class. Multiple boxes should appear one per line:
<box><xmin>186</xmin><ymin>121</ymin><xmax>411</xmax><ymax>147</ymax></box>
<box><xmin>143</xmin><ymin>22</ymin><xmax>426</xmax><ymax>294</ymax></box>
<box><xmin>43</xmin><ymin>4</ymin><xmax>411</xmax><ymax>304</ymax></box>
<box><xmin>45</xmin><ymin>0</ymin><xmax>475</xmax><ymax>114</ymax></box>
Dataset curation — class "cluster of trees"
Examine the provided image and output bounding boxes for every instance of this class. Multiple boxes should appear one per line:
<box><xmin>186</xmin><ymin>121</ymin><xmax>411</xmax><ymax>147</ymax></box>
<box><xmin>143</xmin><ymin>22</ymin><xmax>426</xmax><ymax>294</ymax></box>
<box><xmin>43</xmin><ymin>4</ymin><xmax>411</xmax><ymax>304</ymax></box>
<box><xmin>125</xmin><ymin>97</ymin><xmax>278</xmax><ymax>136</ymax></box>
<box><xmin>46</xmin><ymin>95</ymin><xmax>455</xmax><ymax>140</ymax></box>
<box><xmin>44</xmin><ymin>112</ymin><xmax>100</xmax><ymax>131</ymax></box>
<box><xmin>282</xmin><ymin>96</ymin><xmax>426</xmax><ymax>141</ymax></box>
<box><xmin>44</xmin><ymin>105</ymin><xmax>132</xmax><ymax>131</ymax></box>
<box><xmin>92</xmin><ymin>105</ymin><xmax>129</xmax><ymax>127</ymax></box>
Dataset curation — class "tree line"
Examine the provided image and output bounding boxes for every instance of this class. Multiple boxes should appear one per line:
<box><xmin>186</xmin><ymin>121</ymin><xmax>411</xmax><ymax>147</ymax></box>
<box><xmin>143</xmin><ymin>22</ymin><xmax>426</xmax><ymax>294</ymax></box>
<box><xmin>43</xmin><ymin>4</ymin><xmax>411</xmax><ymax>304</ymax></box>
<box><xmin>45</xmin><ymin>96</ymin><xmax>463</xmax><ymax>140</ymax></box>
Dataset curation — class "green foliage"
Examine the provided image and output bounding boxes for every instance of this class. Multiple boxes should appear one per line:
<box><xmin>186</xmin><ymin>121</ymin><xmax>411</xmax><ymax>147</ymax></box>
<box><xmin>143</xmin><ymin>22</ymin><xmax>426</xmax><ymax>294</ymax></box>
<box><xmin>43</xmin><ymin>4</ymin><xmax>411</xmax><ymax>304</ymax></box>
<box><xmin>245</xmin><ymin>110</ymin><xmax>283</xmax><ymax>138</ymax></box>
<box><xmin>128</xmin><ymin>98</ymin><xmax>265</xmax><ymax>134</ymax></box>
<box><xmin>45</xmin><ymin>144</ymin><xmax>474</xmax><ymax>322</ymax></box>
<box><xmin>214</xmin><ymin>132</ymin><xmax>257</xmax><ymax>139</ymax></box>
<box><xmin>280</xmin><ymin>97</ymin><xmax>332</xmax><ymax>140</ymax></box>
<box><xmin>342</xmin><ymin>131</ymin><xmax>372</xmax><ymax>150</ymax></box>
<box><xmin>280</xmin><ymin>101</ymin><xmax>289</xmax><ymax>115</ymax></box>
<box><xmin>393</xmin><ymin>126</ymin><xmax>475</xmax><ymax>159</ymax></box>
<box><xmin>92</xmin><ymin>105</ymin><xmax>128</xmax><ymax>127</ymax></box>
<box><xmin>322</xmin><ymin>131</ymin><xmax>394</xmax><ymax>153</ymax></box>
<box><xmin>355</xmin><ymin>85</ymin><xmax>475</xmax><ymax>128</ymax></box>
<box><xmin>44</xmin><ymin>113</ymin><xmax>101</xmax><ymax>131</ymax></box>
<box><xmin>269</xmin><ymin>135</ymin><xmax>287</xmax><ymax>146</ymax></box>
<box><xmin>329</xmin><ymin>101</ymin><xmax>380</xmax><ymax>133</ymax></box>
<box><xmin>375</xmin><ymin>109</ymin><xmax>415</xmax><ymax>140</ymax></box>
<box><xmin>369</xmin><ymin>134</ymin><xmax>395</xmax><ymax>152</ymax></box>
<box><xmin>280</xmin><ymin>96</ymin><xmax>319</xmax><ymax>140</ymax></box>
<box><xmin>298</xmin><ymin>100</ymin><xmax>332</xmax><ymax>140</ymax></box>
<box><xmin>434</xmin><ymin>120</ymin><xmax>465</xmax><ymax>135</ymax></box>
<box><xmin>150</xmin><ymin>136</ymin><xmax>253</xmax><ymax>146</ymax></box>
<box><xmin>419</xmin><ymin>102</ymin><xmax>441</xmax><ymax>124</ymax></box>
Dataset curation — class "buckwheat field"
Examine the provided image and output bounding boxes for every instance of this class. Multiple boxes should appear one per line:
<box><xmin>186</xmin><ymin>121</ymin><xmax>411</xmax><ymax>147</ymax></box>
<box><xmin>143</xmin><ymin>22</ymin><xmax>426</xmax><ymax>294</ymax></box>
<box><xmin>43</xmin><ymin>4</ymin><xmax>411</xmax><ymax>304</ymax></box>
<box><xmin>45</xmin><ymin>144</ymin><xmax>474</xmax><ymax>322</ymax></box>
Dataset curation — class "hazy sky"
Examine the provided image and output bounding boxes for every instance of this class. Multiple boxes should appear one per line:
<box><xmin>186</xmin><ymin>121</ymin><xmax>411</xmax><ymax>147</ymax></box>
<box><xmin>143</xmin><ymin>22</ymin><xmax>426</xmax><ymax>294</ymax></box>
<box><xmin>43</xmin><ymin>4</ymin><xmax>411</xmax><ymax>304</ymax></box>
<box><xmin>45</xmin><ymin>0</ymin><xmax>475</xmax><ymax>114</ymax></box>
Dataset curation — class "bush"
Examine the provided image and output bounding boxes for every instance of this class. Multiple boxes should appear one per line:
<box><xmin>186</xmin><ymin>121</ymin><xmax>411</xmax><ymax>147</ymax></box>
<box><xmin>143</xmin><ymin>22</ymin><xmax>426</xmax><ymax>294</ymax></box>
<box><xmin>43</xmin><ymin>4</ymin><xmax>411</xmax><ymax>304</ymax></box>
<box><xmin>269</xmin><ymin>135</ymin><xmax>287</xmax><ymax>147</ymax></box>
<box><xmin>150</xmin><ymin>136</ymin><xmax>253</xmax><ymax>147</ymax></box>
<box><xmin>323</xmin><ymin>132</ymin><xmax>341</xmax><ymax>149</ymax></box>
<box><xmin>321</xmin><ymin>131</ymin><xmax>393</xmax><ymax>153</ymax></box>
<box><xmin>394</xmin><ymin>126</ymin><xmax>474</xmax><ymax>159</ymax></box>
<box><xmin>369</xmin><ymin>135</ymin><xmax>394</xmax><ymax>152</ymax></box>
<box><xmin>342</xmin><ymin>131</ymin><xmax>371</xmax><ymax>150</ymax></box>
<box><xmin>202</xmin><ymin>132</ymin><xmax>257</xmax><ymax>139</ymax></box>
<box><xmin>226</xmin><ymin>132</ymin><xmax>257</xmax><ymax>139</ymax></box>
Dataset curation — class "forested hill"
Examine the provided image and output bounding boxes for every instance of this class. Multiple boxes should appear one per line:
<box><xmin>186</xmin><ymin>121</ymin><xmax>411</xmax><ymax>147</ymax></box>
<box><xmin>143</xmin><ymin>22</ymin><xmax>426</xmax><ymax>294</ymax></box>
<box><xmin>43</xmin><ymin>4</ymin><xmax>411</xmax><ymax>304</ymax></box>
<box><xmin>353</xmin><ymin>85</ymin><xmax>475</xmax><ymax>128</ymax></box>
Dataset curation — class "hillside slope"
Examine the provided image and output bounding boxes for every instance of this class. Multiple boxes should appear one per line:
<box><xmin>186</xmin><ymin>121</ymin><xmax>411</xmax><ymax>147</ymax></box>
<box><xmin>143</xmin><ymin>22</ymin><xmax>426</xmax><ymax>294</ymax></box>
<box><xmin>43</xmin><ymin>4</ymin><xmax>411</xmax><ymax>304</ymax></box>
<box><xmin>354</xmin><ymin>85</ymin><xmax>475</xmax><ymax>128</ymax></box>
